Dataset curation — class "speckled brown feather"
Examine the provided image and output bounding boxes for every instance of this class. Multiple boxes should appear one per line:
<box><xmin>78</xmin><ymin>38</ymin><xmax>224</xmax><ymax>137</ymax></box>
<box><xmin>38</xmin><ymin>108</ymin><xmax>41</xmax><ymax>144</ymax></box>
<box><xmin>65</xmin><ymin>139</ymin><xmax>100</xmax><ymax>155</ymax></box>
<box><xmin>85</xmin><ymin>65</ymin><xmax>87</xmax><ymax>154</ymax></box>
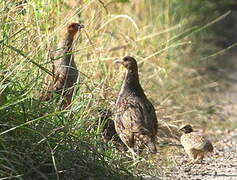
<box><xmin>115</xmin><ymin>56</ymin><xmax>158</xmax><ymax>153</ymax></box>
<box><xmin>41</xmin><ymin>23</ymin><xmax>83</xmax><ymax>109</ymax></box>
<box><xmin>179</xmin><ymin>125</ymin><xmax>213</xmax><ymax>164</ymax></box>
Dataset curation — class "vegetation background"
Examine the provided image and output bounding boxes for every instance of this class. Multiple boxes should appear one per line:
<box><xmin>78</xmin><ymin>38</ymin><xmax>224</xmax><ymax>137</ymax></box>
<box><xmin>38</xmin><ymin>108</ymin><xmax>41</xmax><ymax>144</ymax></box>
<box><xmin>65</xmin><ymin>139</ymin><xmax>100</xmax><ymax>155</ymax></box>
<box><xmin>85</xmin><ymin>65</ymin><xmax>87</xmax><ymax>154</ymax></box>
<box><xmin>0</xmin><ymin>0</ymin><xmax>236</xmax><ymax>179</ymax></box>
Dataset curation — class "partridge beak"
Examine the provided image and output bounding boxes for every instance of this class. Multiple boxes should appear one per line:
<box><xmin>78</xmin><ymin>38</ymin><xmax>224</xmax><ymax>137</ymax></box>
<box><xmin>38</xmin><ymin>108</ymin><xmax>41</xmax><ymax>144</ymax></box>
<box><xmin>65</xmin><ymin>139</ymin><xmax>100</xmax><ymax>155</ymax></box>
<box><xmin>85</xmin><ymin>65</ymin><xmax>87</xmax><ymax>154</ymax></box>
<box><xmin>115</xmin><ymin>59</ymin><xmax>123</xmax><ymax>64</ymax></box>
<box><xmin>78</xmin><ymin>24</ymin><xmax>84</xmax><ymax>29</ymax></box>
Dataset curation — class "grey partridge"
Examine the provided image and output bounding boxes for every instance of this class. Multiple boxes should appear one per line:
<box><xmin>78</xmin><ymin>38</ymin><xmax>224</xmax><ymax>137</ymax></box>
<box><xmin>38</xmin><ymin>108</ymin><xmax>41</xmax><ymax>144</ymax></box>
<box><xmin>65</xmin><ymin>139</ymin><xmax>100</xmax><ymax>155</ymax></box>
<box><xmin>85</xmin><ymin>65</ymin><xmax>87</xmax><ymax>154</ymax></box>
<box><xmin>179</xmin><ymin>124</ymin><xmax>214</xmax><ymax>164</ymax></box>
<box><xmin>114</xmin><ymin>56</ymin><xmax>158</xmax><ymax>156</ymax></box>
<box><xmin>41</xmin><ymin>23</ymin><xmax>84</xmax><ymax>109</ymax></box>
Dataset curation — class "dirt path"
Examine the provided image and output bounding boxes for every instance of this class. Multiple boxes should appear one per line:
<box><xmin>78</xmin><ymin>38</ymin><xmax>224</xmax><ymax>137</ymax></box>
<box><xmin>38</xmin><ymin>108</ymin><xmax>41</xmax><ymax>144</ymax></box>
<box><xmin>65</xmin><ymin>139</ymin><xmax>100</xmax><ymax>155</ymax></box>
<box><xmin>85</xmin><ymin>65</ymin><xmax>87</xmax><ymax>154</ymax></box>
<box><xmin>141</xmin><ymin>12</ymin><xmax>237</xmax><ymax>180</ymax></box>
<box><xmin>144</xmin><ymin>69</ymin><xmax>237</xmax><ymax>178</ymax></box>
<box><xmin>165</xmin><ymin>130</ymin><xmax>237</xmax><ymax>180</ymax></box>
<box><xmin>164</xmin><ymin>49</ymin><xmax>237</xmax><ymax>180</ymax></box>
<box><xmin>141</xmin><ymin>51</ymin><xmax>237</xmax><ymax>180</ymax></box>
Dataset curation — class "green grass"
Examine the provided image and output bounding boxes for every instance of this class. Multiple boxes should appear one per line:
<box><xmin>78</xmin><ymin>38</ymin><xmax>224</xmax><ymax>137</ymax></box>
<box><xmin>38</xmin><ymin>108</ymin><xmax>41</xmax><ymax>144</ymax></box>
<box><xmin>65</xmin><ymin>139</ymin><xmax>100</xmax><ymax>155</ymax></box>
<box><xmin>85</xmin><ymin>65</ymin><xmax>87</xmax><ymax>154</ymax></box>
<box><xmin>0</xmin><ymin>0</ymin><xmax>232</xmax><ymax>179</ymax></box>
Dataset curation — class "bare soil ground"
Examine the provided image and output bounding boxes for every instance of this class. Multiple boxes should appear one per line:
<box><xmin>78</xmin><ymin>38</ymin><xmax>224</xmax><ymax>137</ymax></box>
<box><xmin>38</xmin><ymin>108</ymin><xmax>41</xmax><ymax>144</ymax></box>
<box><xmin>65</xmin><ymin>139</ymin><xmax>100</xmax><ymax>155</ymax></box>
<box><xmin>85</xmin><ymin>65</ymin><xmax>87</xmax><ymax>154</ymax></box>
<box><xmin>142</xmin><ymin>12</ymin><xmax>237</xmax><ymax>180</ymax></box>
<box><xmin>140</xmin><ymin>50</ymin><xmax>237</xmax><ymax>180</ymax></box>
<box><xmin>166</xmin><ymin>130</ymin><xmax>237</xmax><ymax>180</ymax></box>
<box><xmin>164</xmin><ymin>50</ymin><xmax>237</xmax><ymax>180</ymax></box>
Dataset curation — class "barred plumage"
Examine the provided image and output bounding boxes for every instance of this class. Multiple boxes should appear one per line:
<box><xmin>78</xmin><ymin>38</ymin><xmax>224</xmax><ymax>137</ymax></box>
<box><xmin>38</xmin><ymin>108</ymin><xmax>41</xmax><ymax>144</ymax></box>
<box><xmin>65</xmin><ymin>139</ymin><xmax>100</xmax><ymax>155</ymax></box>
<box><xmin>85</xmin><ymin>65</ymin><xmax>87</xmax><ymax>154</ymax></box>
<box><xmin>179</xmin><ymin>124</ymin><xmax>214</xmax><ymax>164</ymax></box>
<box><xmin>114</xmin><ymin>56</ymin><xmax>158</xmax><ymax>155</ymax></box>
<box><xmin>41</xmin><ymin>23</ymin><xmax>84</xmax><ymax>109</ymax></box>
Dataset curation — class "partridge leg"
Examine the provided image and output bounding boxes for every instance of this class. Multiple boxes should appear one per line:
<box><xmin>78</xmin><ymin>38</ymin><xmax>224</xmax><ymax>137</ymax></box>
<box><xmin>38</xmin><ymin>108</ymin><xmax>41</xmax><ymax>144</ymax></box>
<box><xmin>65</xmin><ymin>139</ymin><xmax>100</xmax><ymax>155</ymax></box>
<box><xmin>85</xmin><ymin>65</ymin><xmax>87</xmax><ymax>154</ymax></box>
<box><xmin>187</xmin><ymin>150</ymin><xmax>197</xmax><ymax>165</ymax></box>
<box><xmin>197</xmin><ymin>153</ymin><xmax>205</xmax><ymax>164</ymax></box>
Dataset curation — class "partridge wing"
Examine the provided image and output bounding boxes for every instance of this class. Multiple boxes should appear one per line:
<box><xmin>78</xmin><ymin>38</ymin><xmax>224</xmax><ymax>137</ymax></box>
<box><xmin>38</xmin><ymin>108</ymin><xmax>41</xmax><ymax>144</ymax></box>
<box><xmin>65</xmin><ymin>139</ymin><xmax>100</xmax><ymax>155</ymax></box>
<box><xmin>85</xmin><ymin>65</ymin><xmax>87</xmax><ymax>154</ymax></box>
<box><xmin>52</xmin><ymin>72</ymin><xmax>66</xmax><ymax>92</ymax></box>
<box><xmin>143</xmin><ymin>99</ymin><xmax>158</xmax><ymax>135</ymax></box>
<box><xmin>189</xmin><ymin>133</ymin><xmax>213</xmax><ymax>152</ymax></box>
<box><xmin>117</xmin><ymin>98</ymin><xmax>147</xmax><ymax>134</ymax></box>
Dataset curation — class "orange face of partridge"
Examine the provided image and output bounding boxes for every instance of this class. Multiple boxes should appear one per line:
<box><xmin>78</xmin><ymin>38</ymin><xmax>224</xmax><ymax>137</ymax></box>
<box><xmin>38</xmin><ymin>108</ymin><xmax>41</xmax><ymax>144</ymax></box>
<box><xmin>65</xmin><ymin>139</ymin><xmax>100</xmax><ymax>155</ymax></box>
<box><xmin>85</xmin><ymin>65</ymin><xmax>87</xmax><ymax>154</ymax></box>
<box><xmin>67</xmin><ymin>23</ymin><xmax>84</xmax><ymax>37</ymax></box>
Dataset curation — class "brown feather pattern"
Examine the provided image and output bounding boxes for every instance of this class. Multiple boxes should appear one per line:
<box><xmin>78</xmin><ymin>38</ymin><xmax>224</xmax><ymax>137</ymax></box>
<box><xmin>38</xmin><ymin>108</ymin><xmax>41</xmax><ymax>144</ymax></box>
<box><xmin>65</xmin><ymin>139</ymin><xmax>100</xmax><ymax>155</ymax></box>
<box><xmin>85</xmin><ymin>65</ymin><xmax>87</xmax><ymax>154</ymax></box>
<box><xmin>41</xmin><ymin>23</ymin><xmax>83</xmax><ymax>109</ymax></box>
<box><xmin>114</xmin><ymin>56</ymin><xmax>158</xmax><ymax>153</ymax></box>
<box><xmin>179</xmin><ymin>124</ymin><xmax>214</xmax><ymax>164</ymax></box>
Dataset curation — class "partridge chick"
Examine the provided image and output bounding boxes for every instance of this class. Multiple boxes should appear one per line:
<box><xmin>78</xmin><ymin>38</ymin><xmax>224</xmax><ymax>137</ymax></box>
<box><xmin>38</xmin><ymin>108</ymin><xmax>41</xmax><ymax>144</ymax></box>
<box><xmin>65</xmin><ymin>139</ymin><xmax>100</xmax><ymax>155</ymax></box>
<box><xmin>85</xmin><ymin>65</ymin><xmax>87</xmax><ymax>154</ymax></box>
<box><xmin>114</xmin><ymin>56</ymin><xmax>158</xmax><ymax>156</ymax></box>
<box><xmin>179</xmin><ymin>124</ymin><xmax>214</xmax><ymax>164</ymax></box>
<box><xmin>97</xmin><ymin>108</ymin><xmax>117</xmax><ymax>141</ymax></box>
<box><xmin>41</xmin><ymin>23</ymin><xmax>84</xmax><ymax>109</ymax></box>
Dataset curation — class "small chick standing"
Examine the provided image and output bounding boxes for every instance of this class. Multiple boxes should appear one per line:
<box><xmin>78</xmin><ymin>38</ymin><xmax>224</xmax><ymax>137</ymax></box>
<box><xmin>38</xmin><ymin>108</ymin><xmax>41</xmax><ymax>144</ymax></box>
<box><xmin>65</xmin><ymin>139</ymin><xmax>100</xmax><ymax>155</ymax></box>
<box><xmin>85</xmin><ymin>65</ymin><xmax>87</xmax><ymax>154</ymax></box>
<box><xmin>114</xmin><ymin>56</ymin><xmax>158</xmax><ymax>156</ymax></box>
<box><xmin>179</xmin><ymin>124</ymin><xmax>214</xmax><ymax>164</ymax></box>
<box><xmin>41</xmin><ymin>23</ymin><xmax>84</xmax><ymax>109</ymax></box>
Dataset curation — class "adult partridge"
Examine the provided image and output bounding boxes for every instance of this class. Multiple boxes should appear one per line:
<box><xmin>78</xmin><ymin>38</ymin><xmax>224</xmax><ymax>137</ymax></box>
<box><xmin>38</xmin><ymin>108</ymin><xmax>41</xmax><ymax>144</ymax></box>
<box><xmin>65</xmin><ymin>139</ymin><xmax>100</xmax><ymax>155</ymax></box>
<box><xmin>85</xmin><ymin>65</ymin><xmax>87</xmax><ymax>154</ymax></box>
<box><xmin>114</xmin><ymin>56</ymin><xmax>158</xmax><ymax>156</ymax></box>
<box><xmin>41</xmin><ymin>23</ymin><xmax>84</xmax><ymax>109</ymax></box>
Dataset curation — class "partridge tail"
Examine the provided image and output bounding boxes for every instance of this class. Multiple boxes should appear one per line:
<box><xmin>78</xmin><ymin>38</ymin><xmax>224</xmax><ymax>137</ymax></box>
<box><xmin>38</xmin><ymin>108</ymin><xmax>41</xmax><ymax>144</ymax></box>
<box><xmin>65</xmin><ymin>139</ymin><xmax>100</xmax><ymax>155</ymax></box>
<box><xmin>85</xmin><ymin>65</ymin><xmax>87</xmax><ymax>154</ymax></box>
<box><xmin>204</xmin><ymin>141</ymin><xmax>214</xmax><ymax>153</ymax></box>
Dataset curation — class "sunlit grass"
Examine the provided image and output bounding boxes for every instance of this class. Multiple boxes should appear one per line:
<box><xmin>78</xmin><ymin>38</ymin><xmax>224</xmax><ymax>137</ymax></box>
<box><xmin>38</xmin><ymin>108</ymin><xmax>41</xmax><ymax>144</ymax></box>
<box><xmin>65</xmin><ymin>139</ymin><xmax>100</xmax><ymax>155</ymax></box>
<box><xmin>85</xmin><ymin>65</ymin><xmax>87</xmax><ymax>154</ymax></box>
<box><xmin>0</xmin><ymin>0</ymin><xmax>229</xmax><ymax>179</ymax></box>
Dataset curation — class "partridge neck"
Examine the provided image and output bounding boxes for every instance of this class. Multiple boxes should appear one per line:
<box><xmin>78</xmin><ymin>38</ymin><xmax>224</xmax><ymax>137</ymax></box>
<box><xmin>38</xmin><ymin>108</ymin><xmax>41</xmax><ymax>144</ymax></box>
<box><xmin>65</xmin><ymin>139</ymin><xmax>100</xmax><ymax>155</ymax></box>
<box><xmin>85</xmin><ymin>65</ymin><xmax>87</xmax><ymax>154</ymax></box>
<box><xmin>61</xmin><ymin>32</ymin><xmax>75</xmax><ymax>51</ymax></box>
<box><xmin>123</xmin><ymin>68</ymin><xmax>143</xmax><ymax>94</ymax></box>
